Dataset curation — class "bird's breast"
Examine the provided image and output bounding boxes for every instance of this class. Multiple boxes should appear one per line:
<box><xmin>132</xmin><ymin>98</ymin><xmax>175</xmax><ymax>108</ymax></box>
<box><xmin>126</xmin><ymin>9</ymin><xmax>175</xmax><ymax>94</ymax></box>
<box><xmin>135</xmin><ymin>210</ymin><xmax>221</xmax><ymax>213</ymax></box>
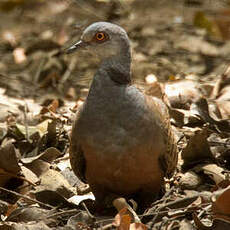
<box><xmin>77</xmin><ymin>86</ymin><xmax>156</xmax><ymax>153</ymax></box>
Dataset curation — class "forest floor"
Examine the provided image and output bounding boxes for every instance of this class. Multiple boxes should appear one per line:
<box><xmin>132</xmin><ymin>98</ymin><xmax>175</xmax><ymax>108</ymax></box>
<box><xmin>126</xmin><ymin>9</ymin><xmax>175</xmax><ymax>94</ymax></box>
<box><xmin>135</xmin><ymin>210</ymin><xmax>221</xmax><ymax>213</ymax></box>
<box><xmin>0</xmin><ymin>0</ymin><xmax>230</xmax><ymax>229</ymax></box>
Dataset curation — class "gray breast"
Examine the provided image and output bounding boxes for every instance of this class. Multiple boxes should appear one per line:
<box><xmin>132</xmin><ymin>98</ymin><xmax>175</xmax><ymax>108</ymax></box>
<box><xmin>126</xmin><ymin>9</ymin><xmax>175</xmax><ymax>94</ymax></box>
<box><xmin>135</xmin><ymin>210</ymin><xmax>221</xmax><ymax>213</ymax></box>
<box><xmin>76</xmin><ymin>83</ymin><xmax>151</xmax><ymax>153</ymax></box>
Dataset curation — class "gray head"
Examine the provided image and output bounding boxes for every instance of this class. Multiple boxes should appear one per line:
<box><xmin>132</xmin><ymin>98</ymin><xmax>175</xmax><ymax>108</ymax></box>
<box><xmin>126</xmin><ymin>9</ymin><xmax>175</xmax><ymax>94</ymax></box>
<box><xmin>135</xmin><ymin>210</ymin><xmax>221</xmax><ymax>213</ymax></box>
<box><xmin>66</xmin><ymin>22</ymin><xmax>131</xmax><ymax>62</ymax></box>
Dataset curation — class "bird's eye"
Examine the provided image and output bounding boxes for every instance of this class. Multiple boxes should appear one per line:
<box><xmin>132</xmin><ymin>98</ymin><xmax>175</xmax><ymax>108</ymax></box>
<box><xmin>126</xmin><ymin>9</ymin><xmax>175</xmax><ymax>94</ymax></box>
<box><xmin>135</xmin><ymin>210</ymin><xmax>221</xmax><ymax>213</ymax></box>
<box><xmin>95</xmin><ymin>32</ymin><xmax>107</xmax><ymax>42</ymax></box>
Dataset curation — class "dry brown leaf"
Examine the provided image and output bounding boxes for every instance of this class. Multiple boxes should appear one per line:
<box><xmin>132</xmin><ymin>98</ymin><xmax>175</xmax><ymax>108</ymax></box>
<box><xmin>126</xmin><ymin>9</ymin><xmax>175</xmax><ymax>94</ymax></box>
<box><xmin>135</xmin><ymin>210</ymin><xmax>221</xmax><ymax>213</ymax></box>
<box><xmin>0</xmin><ymin>168</ymin><xmax>16</xmax><ymax>187</ymax></box>
<box><xmin>22</xmin><ymin>159</ymin><xmax>50</xmax><ymax>178</ymax></box>
<box><xmin>164</xmin><ymin>80</ymin><xmax>202</xmax><ymax>109</ymax></box>
<box><xmin>20</xmin><ymin>166</ymin><xmax>39</xmax><ymax>185</ymax></box>
<box><xmin>181</xmin><ymin>127</ymin><xmax>214</xmax><ymax>170</ymax></box>
<box><xmin>35</xmin><ymin>168</ymin><xmax>73</xmax><ymax>198</ymax></box>
<box><xmin>21</xmin><ymin>147</ymin><xmax>62</xmax><ymax>164</ymax></box>
<box><xmin>179</xmin><ymin>171</ymin><xmax>202</xmax><ymax>190</ymax></box>
<box><xmin>34</xmin><ymin>190</ymin><xmax>75</xmax><ymax>208</ymax></box>
<box><xmin>200</xmin><ymin>164</ymin><xmax>225</xmax><ymax>185</ymax></box>
<box><xmin>47</xmin><ymin>99</ymin><xmax>59</xmax><ymax>113</ymax></box>
<box><xmin>145</xmin><ymin>81</ymin><xmax>165</xmax><ymax>100</ymax></box>
<box><xmin>118</xmin><ymin>214</ymin><xmax>131</xmax><ymax>230</ymax></box>
<box><xmin>169</xmin><ymin>107</ymin><xmax>202</xmax><ymax>127</ymax></box>
<box><xmin>113</xmin><ymin>198</ymin><xmax>141</xmax><ymax>223</ymax></box>
<box><xmin>113</xmin><ymin>208</ymin><xmax>131</xmax><ymax>229</ymax></box>
<box><xmin>0</xmin><ymin>142</ymin><xmax>21</xmax><ymax>174</ymax></box>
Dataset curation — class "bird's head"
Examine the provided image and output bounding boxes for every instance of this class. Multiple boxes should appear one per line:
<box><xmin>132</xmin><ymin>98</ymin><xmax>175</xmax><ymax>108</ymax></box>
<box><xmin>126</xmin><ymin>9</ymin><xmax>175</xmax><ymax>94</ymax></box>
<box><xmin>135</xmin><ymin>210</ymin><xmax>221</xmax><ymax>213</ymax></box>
<box><xmin>66</xmin><ymin>22</ymin><xmax>130</xmax><ymax>62</ymax></box>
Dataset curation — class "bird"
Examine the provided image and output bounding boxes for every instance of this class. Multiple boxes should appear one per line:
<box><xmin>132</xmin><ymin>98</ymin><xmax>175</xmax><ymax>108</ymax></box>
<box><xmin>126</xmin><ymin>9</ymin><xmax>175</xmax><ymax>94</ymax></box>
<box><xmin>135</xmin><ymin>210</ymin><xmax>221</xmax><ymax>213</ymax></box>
<box><xmin>67</xmin><ymin>22</ymin><xmax>178</xmax><ymax>211</ymax></box>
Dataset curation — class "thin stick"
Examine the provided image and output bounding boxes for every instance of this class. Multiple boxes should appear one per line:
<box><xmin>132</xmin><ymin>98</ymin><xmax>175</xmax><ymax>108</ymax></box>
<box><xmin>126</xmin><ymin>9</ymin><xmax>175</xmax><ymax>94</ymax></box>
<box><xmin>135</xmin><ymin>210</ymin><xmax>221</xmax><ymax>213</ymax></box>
<box><xmin>23</xmin><ymin>102</ymin><xmax>29</xmax><ymax>142</ymax></box>
<box><xmin>0</xmin><ymin>170</ymin><xmax>36</xmax><ymax>186</ymax></box>
<box><xmin>46</xmin><ymin>209</ymin><xmax>79</xmax><ymax>219</ymax></box>
<box><xmin>0</xmin><ymin>187</ymin><xmax>54</xmax><ymax>209</ymax></box>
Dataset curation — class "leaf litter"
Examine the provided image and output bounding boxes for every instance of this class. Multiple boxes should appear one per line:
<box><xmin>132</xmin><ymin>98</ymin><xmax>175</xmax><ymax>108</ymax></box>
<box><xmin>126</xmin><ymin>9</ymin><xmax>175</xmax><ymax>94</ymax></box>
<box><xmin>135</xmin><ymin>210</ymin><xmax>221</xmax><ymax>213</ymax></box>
<box><xmin>1</xmin><ymin>0</ymin><xmax>230</xmax><ymax>229</ymax></box>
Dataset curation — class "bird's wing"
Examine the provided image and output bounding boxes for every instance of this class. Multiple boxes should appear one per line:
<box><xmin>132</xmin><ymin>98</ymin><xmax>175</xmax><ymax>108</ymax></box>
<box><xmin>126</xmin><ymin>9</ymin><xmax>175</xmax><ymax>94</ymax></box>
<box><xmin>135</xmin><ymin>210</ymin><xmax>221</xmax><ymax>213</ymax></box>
<box><xmin>147</xmin><ymin>96</ymin><xmax>178</xmax><ymax>178</ymax></box>
<box><xmin>69</xmin><ymin>106</ymin><xmax>87</xmax><ymax>183</ymax></box>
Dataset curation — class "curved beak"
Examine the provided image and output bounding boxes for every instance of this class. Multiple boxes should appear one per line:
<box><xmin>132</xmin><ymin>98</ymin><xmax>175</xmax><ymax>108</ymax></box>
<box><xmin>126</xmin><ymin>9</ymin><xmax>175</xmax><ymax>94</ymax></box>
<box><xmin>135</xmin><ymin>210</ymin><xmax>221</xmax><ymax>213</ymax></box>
<box><xmin>65</xmin><ymin>40</ymin><xmax>88</xmax><ymax>54</ymax></box>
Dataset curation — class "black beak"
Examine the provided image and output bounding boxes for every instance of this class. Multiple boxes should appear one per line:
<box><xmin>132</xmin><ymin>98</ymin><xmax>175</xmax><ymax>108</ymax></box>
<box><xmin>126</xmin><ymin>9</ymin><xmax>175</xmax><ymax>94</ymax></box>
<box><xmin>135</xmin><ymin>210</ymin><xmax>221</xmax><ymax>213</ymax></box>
<box><xmin>65</xmin><ymin>40</ymin><xmax>88</xmax><ymax>54</ymax></box>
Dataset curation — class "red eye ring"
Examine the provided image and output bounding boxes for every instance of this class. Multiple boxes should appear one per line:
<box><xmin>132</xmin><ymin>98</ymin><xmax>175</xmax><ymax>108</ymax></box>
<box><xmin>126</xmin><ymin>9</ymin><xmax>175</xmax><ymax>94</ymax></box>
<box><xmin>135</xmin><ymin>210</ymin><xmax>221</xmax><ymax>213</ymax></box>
<box><xmin>95</xmin><ymin>32</ymin><xmax>106</xmax><ymax>41</ymax></box>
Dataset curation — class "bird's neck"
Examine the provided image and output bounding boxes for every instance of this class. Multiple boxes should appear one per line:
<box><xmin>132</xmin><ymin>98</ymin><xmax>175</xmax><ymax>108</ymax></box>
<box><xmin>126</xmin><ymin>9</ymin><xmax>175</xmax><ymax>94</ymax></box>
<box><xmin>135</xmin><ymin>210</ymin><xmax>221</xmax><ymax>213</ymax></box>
<box><xmin>99</xmin><ymin>50</ymin><xmax>131</xmax><ymax>85</ymax></box>
<box><xmin>86</xmin><ymin>48</ymin><xmax>132</xmax><ymax>102</ymax></box>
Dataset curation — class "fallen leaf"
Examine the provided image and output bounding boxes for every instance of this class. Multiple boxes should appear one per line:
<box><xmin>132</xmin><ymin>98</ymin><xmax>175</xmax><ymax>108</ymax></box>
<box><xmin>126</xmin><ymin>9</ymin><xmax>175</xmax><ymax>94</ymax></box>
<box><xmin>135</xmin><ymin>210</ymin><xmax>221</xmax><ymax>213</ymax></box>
<box><xmin>21</xmin><ymin>147</ymin><xmax>62</xmax><ymax>164</ymax></box>
<box><xmin>200</xmin><ymin>164</ymin><xmax>225</xmax><ymax>185</ymax></box>
<box><xmin>35</xmin><ymin>169</ymin><xmax>73</xmax><ymax>198</ymax></box>
<box><xmin>35</xmin><ymin>190</ymin><xmax>76</xmax><ymax>208</ymax></box>
<box><xmin>68</xmin><ymin>193</ymin><xmax>95</xmax><ymax>206</ymax></box>
<box><xmin>47</xmin><ymin>99</ymin><xmax>59</xmax><ymax>113</ymax></box>
<box><xmin>0</xmin><ymin>142</ymin><xmax>21</xmax><ymax>174</ymax></box>
<box><xmin>181</xmin><ymin>127</ymin><xmax>214</xmax><ymax>170</ymax></box>
<box><xmin>113</xmin><ymin>208</ymin><xmax>131</xmax><ymax>229</ymax></box>
<box><xmin>164</xmin><ymin>80</ymin><xmax>202</xmax><ymax>109</ymax></box>
<box><xmin>179</xmin><ymin>170</ymin><xmax>202</xmax><ymax>190</ymax></box>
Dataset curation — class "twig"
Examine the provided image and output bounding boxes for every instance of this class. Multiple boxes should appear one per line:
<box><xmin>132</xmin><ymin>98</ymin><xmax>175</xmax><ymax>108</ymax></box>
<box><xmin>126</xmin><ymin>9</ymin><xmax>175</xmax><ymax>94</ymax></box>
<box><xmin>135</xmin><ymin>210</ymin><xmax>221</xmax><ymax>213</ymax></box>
<box><xmin>23</xmin><ymin>102</ymin><xmax>29</xmax><ymax>142</ymax></box>
<box><xmin>208</xmin><ymin>141</ymin><xmax>230</xmax><ymax>147</ymax></box>
<box><xmin>147</xmin><ymin>194</ymin><xmax>200</xmax><ymax>217</ymax></box>
<box><xmin>0</xmin><ymin>187</ymin><xmax>54</xmax><ymax>209</ymax></box>
<box><xmin>46</xmin><ymin>209</ymin><xmax>79</xmax><ymax>219</ymax></box>
<box><xmin>34</xmin><ymin>58</ymin><xmax>46</xmax><ymax>83</ymax></box>
<box><xmin>0</xmin><ymin>170</ymin><xmax>36</xmax><ymax>186</ymax></box>
<box><xmin>141</xmin><ymin>202</ymin><xmax>209</xmax><ymax>218</ymax></box>
<box><xmin>150</xmin><ymin>186</ymin><xmax>176</xmax><ymax>208</ymax></box>
<box><xmin>101</xmin><ymin>223</ymin><xmax>114</xmax><ymax>230</ymax></box>
<box><xmin>53</xmin><ymin>155</ymin><xmax>70</xmax><ymax>163</ymax></box>
<box><xmin>141</xmin><ymin>186</ymin><xmax>230</xmax><ymax>225</ymax></box>
<box><xmin>93</xmin><ymin>202</ymin><xmax>209</xmax><ymax>228</ymax></box>
<box><xmin>82</xmin><ymin>201</ymin><xmax>95</xmax><ymax>220</ymax></box>
<box><xmin>148</xmin><ymin>186</ymin><xmax>175</xmax><ymax>228</ymax></box>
